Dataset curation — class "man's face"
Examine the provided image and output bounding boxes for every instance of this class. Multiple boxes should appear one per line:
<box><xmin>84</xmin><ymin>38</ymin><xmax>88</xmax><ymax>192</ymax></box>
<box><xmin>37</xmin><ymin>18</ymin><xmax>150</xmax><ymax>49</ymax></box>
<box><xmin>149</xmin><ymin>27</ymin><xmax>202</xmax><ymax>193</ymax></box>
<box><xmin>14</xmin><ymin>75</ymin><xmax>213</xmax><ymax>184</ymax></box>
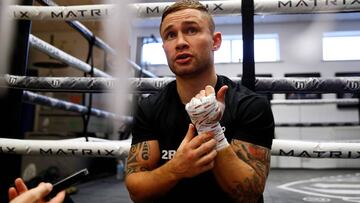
<box><xmin>160</xmin><ymin>9</ymin><xmax>217</xmax><ymax>78</ymax></box>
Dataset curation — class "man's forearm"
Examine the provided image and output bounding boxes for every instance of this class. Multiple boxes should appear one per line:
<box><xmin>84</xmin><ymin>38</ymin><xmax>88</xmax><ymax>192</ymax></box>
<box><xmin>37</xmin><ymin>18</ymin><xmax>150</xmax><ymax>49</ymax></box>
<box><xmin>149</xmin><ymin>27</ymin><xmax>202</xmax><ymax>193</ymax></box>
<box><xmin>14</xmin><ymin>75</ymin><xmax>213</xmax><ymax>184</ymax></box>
<box><xmin>126</xmin><ymin>162</ymin><xmax>180</xmax><ymax>203</ymax></box>
<box><xmin>212</xmin><ymin>145</ymin><xmax>268</xmax><ymax>202</ymax></box>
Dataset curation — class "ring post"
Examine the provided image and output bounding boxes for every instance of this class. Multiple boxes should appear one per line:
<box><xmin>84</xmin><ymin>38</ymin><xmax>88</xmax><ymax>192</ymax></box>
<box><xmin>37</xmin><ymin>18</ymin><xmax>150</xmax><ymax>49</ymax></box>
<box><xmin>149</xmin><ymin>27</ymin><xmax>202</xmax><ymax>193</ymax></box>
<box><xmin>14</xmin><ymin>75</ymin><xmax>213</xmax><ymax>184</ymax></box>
<box><xmin>0</xmin><ymin>0</ymin><xmax>33</xmax><ymax>201</ymax></box>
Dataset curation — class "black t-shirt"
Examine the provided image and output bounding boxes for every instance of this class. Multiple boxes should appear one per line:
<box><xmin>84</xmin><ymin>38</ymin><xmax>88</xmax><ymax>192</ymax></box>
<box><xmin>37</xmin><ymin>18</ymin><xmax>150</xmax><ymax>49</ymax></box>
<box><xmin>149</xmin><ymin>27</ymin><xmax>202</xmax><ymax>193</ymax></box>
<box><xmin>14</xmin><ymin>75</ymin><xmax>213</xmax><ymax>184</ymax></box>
<box><xmin>131</xmin><ymin>75</ymin><xmax>275</xmax><ymax>203</ymax></box>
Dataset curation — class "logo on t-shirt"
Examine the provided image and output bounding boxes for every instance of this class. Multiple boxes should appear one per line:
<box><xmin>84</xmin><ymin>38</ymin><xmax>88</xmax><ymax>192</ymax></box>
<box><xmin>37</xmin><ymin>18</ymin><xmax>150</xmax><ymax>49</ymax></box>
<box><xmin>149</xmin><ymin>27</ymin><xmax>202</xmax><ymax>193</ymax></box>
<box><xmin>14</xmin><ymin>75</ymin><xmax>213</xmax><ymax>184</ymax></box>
<box><xmin>161</xmin><ymin>150</ymin><xmax>176</xmax><ymax>160</ymax></box>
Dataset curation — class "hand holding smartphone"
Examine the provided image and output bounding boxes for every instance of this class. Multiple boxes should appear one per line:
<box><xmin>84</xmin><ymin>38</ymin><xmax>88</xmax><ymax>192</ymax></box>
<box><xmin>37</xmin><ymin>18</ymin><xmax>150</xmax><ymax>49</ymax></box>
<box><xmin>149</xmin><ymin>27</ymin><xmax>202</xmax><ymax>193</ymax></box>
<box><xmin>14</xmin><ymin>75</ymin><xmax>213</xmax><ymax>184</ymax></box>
<box><xmin>46</xmin><ymin>168</ymin><xmax>89</xmax><ymax>200</ymax></box>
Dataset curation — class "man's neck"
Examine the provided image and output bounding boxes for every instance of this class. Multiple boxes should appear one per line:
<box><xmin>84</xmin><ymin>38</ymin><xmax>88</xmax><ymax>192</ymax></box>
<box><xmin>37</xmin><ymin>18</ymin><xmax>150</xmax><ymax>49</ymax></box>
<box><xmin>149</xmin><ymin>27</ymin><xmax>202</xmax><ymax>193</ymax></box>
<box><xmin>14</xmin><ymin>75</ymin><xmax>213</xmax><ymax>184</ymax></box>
<box><xmin>176</xmin><ymin>71</ymin><xmax>217</xmax><ymax>104</ymax></box>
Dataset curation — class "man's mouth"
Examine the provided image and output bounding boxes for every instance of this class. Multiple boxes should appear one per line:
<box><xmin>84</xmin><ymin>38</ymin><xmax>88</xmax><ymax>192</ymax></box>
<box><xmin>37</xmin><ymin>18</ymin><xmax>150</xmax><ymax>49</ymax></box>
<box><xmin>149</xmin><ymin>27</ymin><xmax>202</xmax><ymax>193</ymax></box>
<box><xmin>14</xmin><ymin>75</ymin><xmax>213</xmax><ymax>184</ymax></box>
<box><xmin>175</xmin><ymin>53</ymin><xmax>192</xmax><ymax>63</ymax></box>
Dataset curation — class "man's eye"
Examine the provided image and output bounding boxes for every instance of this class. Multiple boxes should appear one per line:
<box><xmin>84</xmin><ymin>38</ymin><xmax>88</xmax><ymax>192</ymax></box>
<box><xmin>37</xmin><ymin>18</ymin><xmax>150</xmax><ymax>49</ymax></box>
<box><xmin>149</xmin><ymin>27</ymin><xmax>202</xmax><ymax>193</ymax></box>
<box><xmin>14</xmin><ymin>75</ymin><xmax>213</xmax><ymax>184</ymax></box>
<box><xmin>187</xmin><ymin>27</ymin><xmax>197</xmax><ymax>35</ymax></box>
<box><xmin>166</xmin><ymin>32</ymin><xmax>176</xmax><ymax>40</ymax></box>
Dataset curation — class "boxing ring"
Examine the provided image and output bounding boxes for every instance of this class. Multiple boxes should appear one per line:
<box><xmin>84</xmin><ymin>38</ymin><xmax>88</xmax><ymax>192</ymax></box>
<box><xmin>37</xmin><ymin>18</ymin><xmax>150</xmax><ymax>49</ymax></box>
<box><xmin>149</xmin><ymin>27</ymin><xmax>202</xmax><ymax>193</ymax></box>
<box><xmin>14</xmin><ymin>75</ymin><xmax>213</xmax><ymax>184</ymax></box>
<box><xmin>1</xmin><ymin>0</ymin><xmax>360</xmax><ymax>159</ymax></box>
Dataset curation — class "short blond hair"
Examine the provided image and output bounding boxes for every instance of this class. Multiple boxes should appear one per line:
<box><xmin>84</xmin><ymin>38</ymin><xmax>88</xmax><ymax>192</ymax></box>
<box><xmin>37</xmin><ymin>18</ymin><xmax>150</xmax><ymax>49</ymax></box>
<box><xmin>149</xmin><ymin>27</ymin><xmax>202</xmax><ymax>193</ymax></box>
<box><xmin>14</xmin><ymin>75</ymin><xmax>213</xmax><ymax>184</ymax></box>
<box><xmin>160</xmin><ymin>0</ymin><xmax>215</xmax><ymax>34</ymax></box>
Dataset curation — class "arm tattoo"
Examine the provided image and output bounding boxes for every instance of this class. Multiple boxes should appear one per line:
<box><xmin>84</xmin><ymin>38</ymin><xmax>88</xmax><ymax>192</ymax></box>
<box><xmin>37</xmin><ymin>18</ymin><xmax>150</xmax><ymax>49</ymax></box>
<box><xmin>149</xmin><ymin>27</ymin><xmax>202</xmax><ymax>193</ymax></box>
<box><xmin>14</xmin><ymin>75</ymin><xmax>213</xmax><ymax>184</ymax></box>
<box><xmin>231</xmin><ymin>178</ymin><xmax>261</xmax><ymax>203</ymax></box>
<box><xmin>231</xmin><ymin>140</ymin><xmax>270</xmax><ymax>177</ymax></box>
<box><xmin>126</xmin><ymin>142</ymin><xmax>151</xmax><ymax>176</ymax></box>
<box><xmin>230</xmin><ymin>140</ymin><xmax>271</xmax><ymax>202</ymax></box>
<box><xmin>142</xmin><ymin>141</ymin><xmax>150</xmax><ymax>160</ymax></box>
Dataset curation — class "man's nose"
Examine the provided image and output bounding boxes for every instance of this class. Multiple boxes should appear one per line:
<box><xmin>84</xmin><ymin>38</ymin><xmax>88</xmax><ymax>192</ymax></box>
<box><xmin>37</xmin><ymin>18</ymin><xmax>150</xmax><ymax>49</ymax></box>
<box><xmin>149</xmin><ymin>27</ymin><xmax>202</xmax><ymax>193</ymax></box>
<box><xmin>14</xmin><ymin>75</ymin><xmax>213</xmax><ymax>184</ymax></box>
<box><xmin>175</xmin><ymin>33</ymin><xmax>189</xmax><ymax>51</ymax></box>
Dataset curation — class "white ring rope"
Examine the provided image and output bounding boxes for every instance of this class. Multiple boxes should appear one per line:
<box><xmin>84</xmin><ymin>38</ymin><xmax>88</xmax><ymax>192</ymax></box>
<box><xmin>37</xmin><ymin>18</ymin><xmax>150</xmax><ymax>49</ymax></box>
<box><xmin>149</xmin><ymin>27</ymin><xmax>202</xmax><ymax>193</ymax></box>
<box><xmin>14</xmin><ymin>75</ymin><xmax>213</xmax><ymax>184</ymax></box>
<box><xmin>134</xmin><ymin>1</ymin><xmax>360</xmax><ymax>17</ymax></box>
<box><xmin>0</xmin><ymin>137</ymin><xmax>131</xmax><ymax>158</ymax></box>
<box><xmin>28</xmin><ymin>0</ymin><xmax>157</xmax><ymax>78</ymax></box>
<box><xmin>272</xmin><ymin>139</ymin><xmax>360</xmax><ymax>159</ymax></box>
<box><xmin>29</xmin><ymin>35</ymin><xmax>156</xmax><ymax>78</ymax></box>
<box><xmin>10</xmin><ymin>4</ymin><xmax>111</xmax><ymax>21</ymax></box>
<box><xmin>128</xmin><ymin>59</ymin><xmax>157</xmax><ymax>78</ymax></box>
<box><xmin>38</xmin><ymin>0</ymin><xmax>117</xmax><ymax>55</ymax></box>
<box><xmin>1</xmin><ymin>138</ymin><xmax>359</xmax><ymax>159</ymax></box>
<box><xmin>8</xmin><ymin>1</ymin><xmax>360</xmax><ymax>21</ymax></box>
<box><xmin>29</xmin><ymin>35</ymin><xmax>111</xmax><ymax>78</ymax></box>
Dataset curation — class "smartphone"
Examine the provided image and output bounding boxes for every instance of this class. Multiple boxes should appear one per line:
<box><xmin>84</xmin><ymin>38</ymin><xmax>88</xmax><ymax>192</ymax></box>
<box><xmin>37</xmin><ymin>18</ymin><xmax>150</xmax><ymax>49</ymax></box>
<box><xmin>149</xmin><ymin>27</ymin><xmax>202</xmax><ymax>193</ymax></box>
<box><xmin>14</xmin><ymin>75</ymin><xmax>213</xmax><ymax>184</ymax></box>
<box><xmin>46</xmin><ymin>168</ymin><xmax>89</xmax><ymax>200</ymax></box>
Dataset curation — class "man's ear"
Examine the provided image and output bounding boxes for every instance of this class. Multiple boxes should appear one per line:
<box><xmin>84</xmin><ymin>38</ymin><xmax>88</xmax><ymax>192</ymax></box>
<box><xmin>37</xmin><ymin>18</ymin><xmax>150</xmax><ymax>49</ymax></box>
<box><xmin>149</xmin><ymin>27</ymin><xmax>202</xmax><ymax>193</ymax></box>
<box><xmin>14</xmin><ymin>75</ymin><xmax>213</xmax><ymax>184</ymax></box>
<box><xmin>212</xmin><ymin>32</ymin><xmax>222</xmax><ymax>51</ymax></box>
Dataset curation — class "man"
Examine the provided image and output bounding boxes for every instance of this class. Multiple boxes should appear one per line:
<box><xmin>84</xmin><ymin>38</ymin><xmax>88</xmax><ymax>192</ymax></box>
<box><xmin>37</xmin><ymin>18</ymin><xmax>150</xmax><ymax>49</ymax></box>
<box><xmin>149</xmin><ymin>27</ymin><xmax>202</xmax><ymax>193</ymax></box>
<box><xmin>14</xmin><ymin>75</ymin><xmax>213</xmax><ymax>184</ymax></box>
<box><xmin>125</xmin><ymin>0</ymin><xmax>274</xmax><ymax>202</ymax></box>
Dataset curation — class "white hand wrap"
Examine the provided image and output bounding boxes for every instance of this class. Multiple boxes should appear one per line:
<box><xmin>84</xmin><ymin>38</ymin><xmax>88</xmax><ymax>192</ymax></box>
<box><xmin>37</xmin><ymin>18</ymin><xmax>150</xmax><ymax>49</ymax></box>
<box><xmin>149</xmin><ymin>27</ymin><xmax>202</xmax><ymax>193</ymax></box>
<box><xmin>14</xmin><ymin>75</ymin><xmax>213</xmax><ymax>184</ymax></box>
<box><xmin>185</xmin><ymin>93</ymin><xmax>229</xmax><ymax>151</ymax></box>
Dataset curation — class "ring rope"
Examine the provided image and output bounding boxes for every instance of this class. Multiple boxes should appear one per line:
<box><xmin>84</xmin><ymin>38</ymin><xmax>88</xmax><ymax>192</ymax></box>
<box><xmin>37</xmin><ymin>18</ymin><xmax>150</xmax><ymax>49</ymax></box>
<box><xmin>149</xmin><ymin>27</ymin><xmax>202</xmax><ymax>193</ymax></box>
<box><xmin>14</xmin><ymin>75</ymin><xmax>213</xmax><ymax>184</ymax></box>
<box><xmin>29</xmin><ymin>35</ymin><xmax>111</xmax><ymax>78</ymax></box>
<box><xmin>128</xmin><ymin>60</ymin><xmax>158</xmax><ymax>78</ymax></box>
<box><xmin>271</xmin><ymin>98</ymin><xmax>359</xmax><ymax>105</ymax></box>
<box><xmin>2</xmin><ymin>75</ymin><xmax>115</xmax><ymax>92</ymax></box>
<box><xmin>29</xmin><ymin>34</ymin><xmax>156</xmax><ymax>78</ymax></box>
<box><xmin>272</xmin><ymin>139</ymin><xmax>360</xmax><ymax>159</ymax></box>
<box><xmin>22</xmin><ymin>89</ymin><xmax>359</xmax><ymax>107</ymax></box>
<box><xmin>0</xmin><ymin>137</ymin><xmax>131</xmax><ymax>158</ymax></box>
<box><xmin>10</xmin><ymin>4</ymin><xmax>111</xmax><ymax>21</ymax></box>
<box><xmin>8</xmin><ymin>1</ymin><xmax>360</xmax><ymax>21</ymax></box>
<box><xmin>3</xmin><ymin>75</ymin><xmax>360</xmax><ymax>94</ymax></box>
<box><xmin>20</xmin><ymin>92</ymin><xmax>360</xmax><ymax>127</ymax></box>
<box><xmin>22</xmin><ymin>91</ymin><xmax>133</xmax><ymax>123</ymax></box>
<box><xmin>134</xmin><ymin>1</ymin><xmax>360</xmax><ymax>17</ymax></box>
<box><xmin>276</xmin><ymin>122</ymin><xmax>360</xmax><ymax>127</ymax></box>
<box><xmin>36</xmin><ymin>0</ymin><xmax>117</xmax><ymax>54</ymax></box>
<box><xmin>72</xmin><ymin>20</ymin><xmax>116</xmax><ymax>55</ymax></box>
<box><xmin>1</xmin><ymin>138</ymin><xmax>359</xmax><ymax>159</ymax></box>
<box><xmin>37</xmin><ymin>0</ymin><xmax>154</xmax><ymax>83</ymax></box>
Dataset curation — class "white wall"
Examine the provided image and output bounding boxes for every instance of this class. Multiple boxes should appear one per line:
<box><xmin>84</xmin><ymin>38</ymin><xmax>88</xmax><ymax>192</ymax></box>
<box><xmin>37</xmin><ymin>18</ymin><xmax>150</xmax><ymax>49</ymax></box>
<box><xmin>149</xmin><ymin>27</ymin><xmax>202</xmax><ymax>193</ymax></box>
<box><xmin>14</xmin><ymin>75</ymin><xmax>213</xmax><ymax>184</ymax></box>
<box><xmin>131</xmin><ymin>17</ymin><xmax>360</xmax><ymax>168</ymax></box>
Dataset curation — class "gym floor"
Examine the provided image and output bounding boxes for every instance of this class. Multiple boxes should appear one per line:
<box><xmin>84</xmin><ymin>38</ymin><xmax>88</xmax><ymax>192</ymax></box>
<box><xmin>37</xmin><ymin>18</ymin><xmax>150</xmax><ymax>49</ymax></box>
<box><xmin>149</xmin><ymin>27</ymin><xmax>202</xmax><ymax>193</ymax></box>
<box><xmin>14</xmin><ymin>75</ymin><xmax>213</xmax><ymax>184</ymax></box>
<box><xmin>70</xmin><ymin>168</ymin><xmax>360</xmax><ymax>203</ymax></box>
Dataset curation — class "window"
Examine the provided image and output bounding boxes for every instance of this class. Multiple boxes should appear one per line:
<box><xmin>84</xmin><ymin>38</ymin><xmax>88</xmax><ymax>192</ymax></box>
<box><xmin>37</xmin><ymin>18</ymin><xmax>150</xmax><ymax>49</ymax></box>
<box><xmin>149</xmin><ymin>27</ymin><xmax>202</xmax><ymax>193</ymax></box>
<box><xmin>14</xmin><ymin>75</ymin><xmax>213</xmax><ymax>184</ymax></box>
<box><xmin>217</xmin><ymin>34</ymin><xmax>280</xmax><ymax>63</ymax></box>
<box><xmin>141</xmin><ymin>34</ymin><xmax>280</xmax><ymax>65</ymax></box>
<box><xmin>254</xmin><ymin>35</ymin><xmax>280</xmax><ymax>62</ymax></box>
<box><xmin>322</xmin><ymin>31</ymin><xmax>360</xmax><ymax>61</ymax></box>
<box><xmin>141</xmin><ymin>41</ymin><xmax>167</xmax><ymax>65</ymax></box>
<box><xmin>231</xmin><ymin>39</ymin><xmax>242</xmax><ymax>63</ymax></box>
<box><xmin>215</xmin><ymin>39</ymin><xmax>231</xmax><ymax>63</ymax></box>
